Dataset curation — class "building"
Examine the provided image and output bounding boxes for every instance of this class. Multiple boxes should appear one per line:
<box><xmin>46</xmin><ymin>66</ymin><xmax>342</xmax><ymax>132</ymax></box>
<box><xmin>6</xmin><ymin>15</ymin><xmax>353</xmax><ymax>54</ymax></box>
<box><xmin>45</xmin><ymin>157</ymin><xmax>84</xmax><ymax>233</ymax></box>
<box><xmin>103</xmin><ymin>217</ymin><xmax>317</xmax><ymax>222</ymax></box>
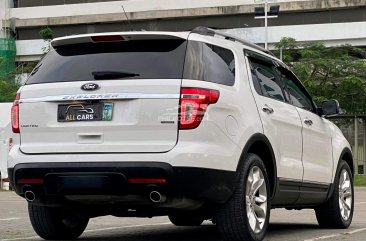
<box><xmin>1</xmin><ymin>0</ymin><xmax>366</xmax><ymax>65</ymax></box>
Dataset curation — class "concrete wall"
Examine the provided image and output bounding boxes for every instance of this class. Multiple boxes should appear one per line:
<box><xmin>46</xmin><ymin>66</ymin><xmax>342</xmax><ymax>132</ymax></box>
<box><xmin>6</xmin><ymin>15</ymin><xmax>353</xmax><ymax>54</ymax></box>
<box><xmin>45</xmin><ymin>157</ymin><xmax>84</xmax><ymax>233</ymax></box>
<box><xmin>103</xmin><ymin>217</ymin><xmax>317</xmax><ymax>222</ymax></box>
<box><xmin>16</xmin><ymin>0</ymin><xmax>118</xmax><ymax>7</ymax></box>
<box><xmin>15</xmin><ymin>39</ymin><xmax>49</xmax><ymax>61</ymax></box>
<box><xmin>6</xmin><ymin>0</ymin><xmax>366</xmax><ymax>61</ymax></box>
<box><xmin>225</xmin><ymin>21</ymin><xmax>366</xmax><ymax>48</ymax></box>
<box><xmin>15</xmin><ymin>7</ymin><xmax>366</xmax><ymax>40</ymax></box>
<box><xmin>15</xmin><ymin>21</ymin><xmax>366</xmax><ymax>61</ymax></box>
<box><xmin>9</xmin><ymin>0</ymin><xmax>366</xmax><ymax>28</ymax></box>
<box><xmin>0</xmin><ymin>0</ymin><xmax>13</xmax><ymax>38</ymax></box>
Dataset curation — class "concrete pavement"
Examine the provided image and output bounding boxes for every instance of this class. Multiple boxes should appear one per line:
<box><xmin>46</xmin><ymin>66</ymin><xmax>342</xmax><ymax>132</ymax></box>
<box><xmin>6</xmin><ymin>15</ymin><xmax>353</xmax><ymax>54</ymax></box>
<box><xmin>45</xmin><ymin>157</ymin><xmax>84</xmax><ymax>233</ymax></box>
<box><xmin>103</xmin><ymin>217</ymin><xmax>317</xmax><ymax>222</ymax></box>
<box><xmin>0</xmin><ymin>188</ymin><xmax>365</xmax><ymax>241</ymax></box>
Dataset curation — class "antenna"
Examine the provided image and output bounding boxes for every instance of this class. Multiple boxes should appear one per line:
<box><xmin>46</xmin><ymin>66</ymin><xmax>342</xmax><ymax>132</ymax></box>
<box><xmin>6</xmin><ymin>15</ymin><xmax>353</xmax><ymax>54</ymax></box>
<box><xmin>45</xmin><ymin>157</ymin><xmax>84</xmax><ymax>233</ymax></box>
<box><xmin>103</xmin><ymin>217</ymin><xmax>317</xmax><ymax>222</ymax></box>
<box><xmin>121</xmin><ymin>5</ymin><xmax>133</xmax><ymax>31</ymax></box>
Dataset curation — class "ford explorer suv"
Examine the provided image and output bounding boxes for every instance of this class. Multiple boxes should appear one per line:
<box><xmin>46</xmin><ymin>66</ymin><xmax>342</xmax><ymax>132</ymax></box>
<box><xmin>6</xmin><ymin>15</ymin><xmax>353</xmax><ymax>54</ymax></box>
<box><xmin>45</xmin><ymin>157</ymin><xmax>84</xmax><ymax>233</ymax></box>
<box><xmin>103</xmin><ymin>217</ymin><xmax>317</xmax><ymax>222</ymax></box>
<box><xmin>8</xmin><ymin>27</ymin><xmax>354</xmax><ymax>241</ymax></box>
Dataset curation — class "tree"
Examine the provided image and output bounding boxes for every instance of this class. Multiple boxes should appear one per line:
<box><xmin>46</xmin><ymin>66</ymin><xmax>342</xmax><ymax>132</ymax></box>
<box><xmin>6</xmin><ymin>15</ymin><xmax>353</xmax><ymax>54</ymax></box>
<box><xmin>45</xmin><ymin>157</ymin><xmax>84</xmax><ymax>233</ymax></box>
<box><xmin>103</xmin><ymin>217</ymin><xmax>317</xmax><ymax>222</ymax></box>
<box><xmin>39</xmin><ymin>26</ymin><xmax>54</xmax><ymax>54</ymax></box>
<box><xmin>274</xmin><ymin>38</ymin><xmax>366</xmax><ymax>114</ymax></box>
<box><xmin>0</xmin><ymin>79</ymin><xmax>18</xmax><ymax>102</ymax></box>
<box><xmin>0</xmin><ymin>57</ymin><xmax>22</xmax><ymax>102</ymax></box>
<box><xmin>39</xmin><ymin>27</ymin><xmax>54</xmax><ymax>40</ymax></box>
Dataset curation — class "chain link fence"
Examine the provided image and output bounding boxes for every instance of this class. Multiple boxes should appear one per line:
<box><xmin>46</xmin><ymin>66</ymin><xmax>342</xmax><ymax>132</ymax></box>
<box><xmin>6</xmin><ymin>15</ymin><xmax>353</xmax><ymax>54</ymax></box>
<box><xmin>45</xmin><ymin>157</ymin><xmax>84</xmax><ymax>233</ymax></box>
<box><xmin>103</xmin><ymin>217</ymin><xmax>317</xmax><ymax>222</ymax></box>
<box><xmin>0</xmin><ymin>38</ymin><xmax>16</xmax><ymax>79</ymax></box>
<box><xmin>332</xmin><ymin>116</ymin><xmax>366</xmax><ymax>175</ymax></box>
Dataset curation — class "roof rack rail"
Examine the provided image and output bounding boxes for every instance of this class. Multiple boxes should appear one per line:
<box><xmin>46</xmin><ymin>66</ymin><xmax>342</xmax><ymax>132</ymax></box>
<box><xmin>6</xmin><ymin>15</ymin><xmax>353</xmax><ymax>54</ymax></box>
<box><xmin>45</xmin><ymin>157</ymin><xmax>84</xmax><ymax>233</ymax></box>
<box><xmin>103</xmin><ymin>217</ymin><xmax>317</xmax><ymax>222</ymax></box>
<box><xmin>191</xmin><ymin>26</ymin><xmax>275</xmax><ymax>57</ymax></box>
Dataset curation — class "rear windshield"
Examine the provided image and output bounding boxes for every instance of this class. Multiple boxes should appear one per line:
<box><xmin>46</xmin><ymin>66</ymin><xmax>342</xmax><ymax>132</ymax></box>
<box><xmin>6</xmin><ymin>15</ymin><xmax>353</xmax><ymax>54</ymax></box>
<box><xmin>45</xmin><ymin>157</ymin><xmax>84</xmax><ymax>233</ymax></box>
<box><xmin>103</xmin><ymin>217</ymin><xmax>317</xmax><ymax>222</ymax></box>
<box><xmin>26</xmin><ymin>38</ymin><xmax>236</xmax><ymax>86</ymax></box>
<box><xmin>26</xmin><ymin>39</ymin><xmax>187</xmax><ymax>84</ymax></box>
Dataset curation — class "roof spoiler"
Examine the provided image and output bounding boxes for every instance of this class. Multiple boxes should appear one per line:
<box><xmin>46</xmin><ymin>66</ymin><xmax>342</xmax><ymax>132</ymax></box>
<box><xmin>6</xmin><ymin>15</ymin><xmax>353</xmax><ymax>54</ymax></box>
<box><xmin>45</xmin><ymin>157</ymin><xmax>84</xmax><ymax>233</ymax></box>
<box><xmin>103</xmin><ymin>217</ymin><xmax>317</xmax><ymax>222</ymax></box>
<box><xmin>51</xmin><ymin>32</ymin><xmax>187</xmax><ymax>48</ymax></box>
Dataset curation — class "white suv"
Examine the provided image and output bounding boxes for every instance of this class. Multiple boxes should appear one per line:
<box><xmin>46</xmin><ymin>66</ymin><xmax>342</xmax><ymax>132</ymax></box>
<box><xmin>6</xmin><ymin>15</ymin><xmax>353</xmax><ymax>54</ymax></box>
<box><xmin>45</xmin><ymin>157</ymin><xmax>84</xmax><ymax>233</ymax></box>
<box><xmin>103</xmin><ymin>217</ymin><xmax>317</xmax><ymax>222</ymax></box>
<box><xmin>8</xmin><ymin>27</ymin><xmax>354</xmax><ymax>241</ymax></box>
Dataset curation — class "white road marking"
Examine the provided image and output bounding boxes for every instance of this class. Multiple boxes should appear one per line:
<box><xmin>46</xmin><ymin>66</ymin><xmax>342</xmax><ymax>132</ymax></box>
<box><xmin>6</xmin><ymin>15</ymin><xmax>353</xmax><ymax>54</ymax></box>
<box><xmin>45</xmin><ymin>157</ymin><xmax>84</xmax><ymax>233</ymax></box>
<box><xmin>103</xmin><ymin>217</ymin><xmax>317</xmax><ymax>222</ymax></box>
<box><xmin>0</xmin><ymin>222</ymin><xmax>172</xmax><ymax>241</ymax></box>
<box><xmin>1</xmin><ymin>236</ymin><xmax>39</xmax><ymax>241</ymax></box>
<box><xmin>304</xmin><ymin>227</ymin><xmax>366</xmax><ymax>241</ymax></box>
<box><xmin>303</xmin><ymin>233</ymin><xmax>341</xmax><ymax>241</ymax></box>
<box><xmin>356</xmin><ymin>202</ymin><xmax>366</xmax><ymax>204</ymax></box>
<box><xmin>346</xmin><ymin>227</ymin><xmax>366</xmax><ymax>234</ymax></box>
<box><xmin>0</xmin><ymin>218</ymin><xmax>21</xmax><ymax>221</ymax></box>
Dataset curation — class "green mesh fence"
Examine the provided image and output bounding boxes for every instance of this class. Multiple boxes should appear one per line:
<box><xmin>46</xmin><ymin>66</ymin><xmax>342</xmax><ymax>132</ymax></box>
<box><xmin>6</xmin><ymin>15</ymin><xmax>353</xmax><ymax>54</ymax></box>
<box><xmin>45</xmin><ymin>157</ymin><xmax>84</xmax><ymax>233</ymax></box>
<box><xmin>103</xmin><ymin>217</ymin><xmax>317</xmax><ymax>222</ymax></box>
<box><xmin>0</xmin><ymin>38</ymin><xmax>16</xmax><ymax>79</ymax></box>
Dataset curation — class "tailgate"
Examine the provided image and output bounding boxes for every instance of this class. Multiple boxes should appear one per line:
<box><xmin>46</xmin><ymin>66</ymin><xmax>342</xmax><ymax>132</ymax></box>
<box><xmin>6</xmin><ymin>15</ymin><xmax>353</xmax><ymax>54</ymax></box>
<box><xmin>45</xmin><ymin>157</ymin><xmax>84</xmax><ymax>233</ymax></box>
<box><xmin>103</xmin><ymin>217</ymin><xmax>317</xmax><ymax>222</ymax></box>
<box><xmin>19</xmin><ymin>35</ymin><xmax>186</xmax><ymax>154</ymax></box>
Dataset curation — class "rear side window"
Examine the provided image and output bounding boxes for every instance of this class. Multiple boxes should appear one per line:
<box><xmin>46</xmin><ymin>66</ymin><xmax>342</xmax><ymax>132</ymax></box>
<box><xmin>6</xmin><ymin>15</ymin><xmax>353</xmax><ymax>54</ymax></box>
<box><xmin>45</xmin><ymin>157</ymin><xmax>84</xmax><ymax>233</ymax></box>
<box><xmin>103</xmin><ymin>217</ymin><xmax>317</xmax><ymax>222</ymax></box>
<box><xmin>184</xmin><ymin>41</ymin><xmax>235</xmax><ymax>86</ymax></box>
<box><xmin>26</xmin><ymin>39</ymin><xmax>187</xmax><ymax>84</ymax></box>
<box><xmin>247</xmin><ymin>53</ymin><xmax>287</xmax><ymax>102</ymax></box>
<box><xmin>276</xmin><ymin>66</ymin><xmax>315</xmax><ymax>111</ymax></box>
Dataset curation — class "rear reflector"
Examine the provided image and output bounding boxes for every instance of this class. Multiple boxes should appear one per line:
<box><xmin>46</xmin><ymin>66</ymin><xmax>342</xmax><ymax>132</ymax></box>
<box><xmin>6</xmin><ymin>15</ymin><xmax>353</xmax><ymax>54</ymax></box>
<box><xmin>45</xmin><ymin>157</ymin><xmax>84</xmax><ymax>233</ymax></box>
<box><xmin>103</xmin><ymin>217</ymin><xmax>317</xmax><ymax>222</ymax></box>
<box><xmin>179</xmin><ymin>87</ymin><xmax>220</xmax><ymax>129</ymax></box>
<box><xmin>91</xmin><ymin>35</ymin><xmax>125</xmax><ymax>42</ymax></box>
<box><xmin>17</xmin><ymin>178</ymin><xmax>44</xmax><ymax>184</ymax></box>
<box><xmin>11</xmin><ymin>93</ymin><xmax>20</xmax><ymax>133</ymax></box>
<box><xmin>128</xmin><ymin>178</ymin><xmax>167</xmax><ymax>184</ymax></box>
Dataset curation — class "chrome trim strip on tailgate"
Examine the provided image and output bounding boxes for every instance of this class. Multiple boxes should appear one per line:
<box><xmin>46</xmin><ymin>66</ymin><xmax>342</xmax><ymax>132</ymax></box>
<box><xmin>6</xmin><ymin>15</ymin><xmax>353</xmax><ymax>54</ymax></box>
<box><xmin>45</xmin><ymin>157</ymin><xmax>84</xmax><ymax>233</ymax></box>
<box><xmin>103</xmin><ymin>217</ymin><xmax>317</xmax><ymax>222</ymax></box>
<box><xmin>20</xmin><ymin>93</ymin><xmax>180</xmax><ymax>103</ymax></box>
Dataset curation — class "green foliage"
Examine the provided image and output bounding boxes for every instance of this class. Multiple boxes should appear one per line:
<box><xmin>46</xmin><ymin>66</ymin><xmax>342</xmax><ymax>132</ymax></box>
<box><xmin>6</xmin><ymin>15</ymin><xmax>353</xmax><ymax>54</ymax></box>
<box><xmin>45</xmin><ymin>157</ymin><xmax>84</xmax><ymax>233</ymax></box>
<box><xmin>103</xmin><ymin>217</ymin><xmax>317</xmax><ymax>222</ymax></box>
<box><xmin>275</xmin><ymin>38</ymin><xmax>366</xmax><ymax>113</ymax></box>
<box><xmin>39</xmin><ymin>27</ymin><xmax>54</xmax><ymax>40</ymax></box>
<box><xmin>354</xmin><ymin>175</ymin><xmax>366</xmax><ymax>186</ymax></box>
<box><xmin>0</xmin><ymin>61</ymin><xmax>37</xmax><ymax>102</ymax></box>
<box><xmin>14</xmin><ymin>62</ymin><xmax>38</xmax><ymax>75</ymax></box>
<box><xmin>0</xmin><ymin>79</ymin><xmax>19</xmax><ymax>102</ymax></box>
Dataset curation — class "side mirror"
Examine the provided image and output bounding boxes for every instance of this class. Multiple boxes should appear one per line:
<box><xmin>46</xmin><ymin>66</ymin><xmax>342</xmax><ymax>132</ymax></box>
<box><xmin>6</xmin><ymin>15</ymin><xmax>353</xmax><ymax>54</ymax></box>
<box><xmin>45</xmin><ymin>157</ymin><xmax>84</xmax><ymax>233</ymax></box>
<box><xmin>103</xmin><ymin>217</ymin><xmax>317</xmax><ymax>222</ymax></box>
<box><xmin>321</xmin><ymin>99</ymin><xmax>340</xmax><ymax>117</ymax></box>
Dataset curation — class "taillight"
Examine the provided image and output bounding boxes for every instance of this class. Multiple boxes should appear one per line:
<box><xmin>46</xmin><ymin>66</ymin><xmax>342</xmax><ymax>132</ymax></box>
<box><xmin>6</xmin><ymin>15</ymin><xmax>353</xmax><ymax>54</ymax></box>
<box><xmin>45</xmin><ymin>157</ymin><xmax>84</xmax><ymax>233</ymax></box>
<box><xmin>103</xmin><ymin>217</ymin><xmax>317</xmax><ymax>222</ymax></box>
<box><xmin>11</xmin><ymin>93</ymin><xmax>20</xmax><ymax>133</ymax></box>
<box><xmin>179</xmin><ymin>87</ymin><xmax>219</xmax><ymax>130</ymax></box>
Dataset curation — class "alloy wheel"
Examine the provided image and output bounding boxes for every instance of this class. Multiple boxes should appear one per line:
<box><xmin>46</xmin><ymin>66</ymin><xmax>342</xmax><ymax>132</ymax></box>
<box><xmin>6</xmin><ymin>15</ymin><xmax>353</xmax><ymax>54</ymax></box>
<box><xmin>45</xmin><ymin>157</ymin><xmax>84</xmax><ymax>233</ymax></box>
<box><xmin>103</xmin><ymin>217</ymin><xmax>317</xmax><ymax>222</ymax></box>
<box><xmin>246</xmin><ymin>166</ymin><xmax>268</xmax><ymax>234</ymax></box>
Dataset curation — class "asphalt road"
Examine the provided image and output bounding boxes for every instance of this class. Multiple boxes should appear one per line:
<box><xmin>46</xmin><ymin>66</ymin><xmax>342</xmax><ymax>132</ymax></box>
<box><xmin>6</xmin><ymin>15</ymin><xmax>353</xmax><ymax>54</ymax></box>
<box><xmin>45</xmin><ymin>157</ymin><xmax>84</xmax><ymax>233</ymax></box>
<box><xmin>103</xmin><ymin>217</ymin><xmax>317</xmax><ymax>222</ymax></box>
<box><xmin>1</xmin><ymin>188</ymin><xmax>366</xmax><ymax>241</ymax></box>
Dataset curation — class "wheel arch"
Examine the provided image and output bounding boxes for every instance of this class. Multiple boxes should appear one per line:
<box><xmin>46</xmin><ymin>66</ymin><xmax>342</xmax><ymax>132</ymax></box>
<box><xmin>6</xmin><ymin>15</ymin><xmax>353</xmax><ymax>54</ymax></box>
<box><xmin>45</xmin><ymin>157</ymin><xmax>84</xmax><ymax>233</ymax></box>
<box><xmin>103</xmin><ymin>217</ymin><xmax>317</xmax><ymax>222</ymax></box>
<box><xmin>339</xmin><ymin>147</ymin><xmax>354</xmax><ymax>176</ymax></box>
<box><xmin>237</xmin><ymin>133</ymin><xmax>277</xmax><ymax>199</ymax></box>
<box><xmin>326</xmin><ymin>147</ymin><xmax>354</xmax><ymax>202</ymax></box>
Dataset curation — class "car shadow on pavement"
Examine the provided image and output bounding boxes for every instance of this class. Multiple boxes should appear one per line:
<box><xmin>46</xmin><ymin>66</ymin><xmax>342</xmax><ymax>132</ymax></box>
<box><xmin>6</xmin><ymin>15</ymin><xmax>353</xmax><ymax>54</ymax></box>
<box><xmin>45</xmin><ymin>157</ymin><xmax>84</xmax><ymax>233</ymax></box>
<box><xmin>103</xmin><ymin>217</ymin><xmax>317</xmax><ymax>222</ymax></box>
<box><xmin>80</xmin><ymin>224</ymin><xmax>220</xmax><ymax>241</ymax></box>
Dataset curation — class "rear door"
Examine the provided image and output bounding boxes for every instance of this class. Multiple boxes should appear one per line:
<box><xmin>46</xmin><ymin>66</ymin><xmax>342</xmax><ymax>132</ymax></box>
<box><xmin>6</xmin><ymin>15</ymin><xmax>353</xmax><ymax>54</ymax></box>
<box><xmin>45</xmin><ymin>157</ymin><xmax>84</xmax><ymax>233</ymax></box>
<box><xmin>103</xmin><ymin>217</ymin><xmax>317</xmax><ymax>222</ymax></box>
<box><xmin>245</xmin><ymin>51</ymin><xmax>304</xmax><ymax>184</ymax></box>
<box><xmin>276</xmin><ymin>66</ymin><xmax>333</xmax><ymax>184</ymax></box>
<box><xmin>19</xmin><ymin>34</ymin><xmax>187</xmax><ymax>154</ymax></box>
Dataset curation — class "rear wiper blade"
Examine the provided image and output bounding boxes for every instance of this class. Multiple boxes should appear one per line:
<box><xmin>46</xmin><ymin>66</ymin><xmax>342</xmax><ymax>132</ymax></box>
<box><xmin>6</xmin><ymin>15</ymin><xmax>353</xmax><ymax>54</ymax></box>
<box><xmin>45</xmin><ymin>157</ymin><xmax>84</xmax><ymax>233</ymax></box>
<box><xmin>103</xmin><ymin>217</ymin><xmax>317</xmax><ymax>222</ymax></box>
<box><xmin>92</xmin><ymin>71</ymin><xmax>140</xmax><ymax>80</ymax></box>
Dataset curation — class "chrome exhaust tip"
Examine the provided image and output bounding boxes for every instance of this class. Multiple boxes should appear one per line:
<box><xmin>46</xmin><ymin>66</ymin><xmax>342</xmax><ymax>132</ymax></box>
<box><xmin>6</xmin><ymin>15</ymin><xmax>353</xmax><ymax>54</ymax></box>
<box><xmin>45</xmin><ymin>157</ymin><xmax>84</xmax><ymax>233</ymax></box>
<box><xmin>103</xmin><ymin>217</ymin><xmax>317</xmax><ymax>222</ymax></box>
<box><xmin>24</xmin><ymin>190</ymin><xmax>36</xmax><ymax>202</ymax></box>
<box><xmin>149</xmin><ymin>191</ymin><xmax>166</xmax><ymax>203</ymax></box>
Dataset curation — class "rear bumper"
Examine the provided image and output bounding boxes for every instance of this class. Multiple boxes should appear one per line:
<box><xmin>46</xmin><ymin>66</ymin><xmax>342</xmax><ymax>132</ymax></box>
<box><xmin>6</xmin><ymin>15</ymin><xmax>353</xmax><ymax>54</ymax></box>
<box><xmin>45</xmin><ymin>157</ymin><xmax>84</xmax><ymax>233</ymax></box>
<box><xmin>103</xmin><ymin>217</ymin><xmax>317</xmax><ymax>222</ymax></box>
<box><xmin>8</xmin><ymin>162</ymin><xmax>236</xmax><ymax>204</ymax></box>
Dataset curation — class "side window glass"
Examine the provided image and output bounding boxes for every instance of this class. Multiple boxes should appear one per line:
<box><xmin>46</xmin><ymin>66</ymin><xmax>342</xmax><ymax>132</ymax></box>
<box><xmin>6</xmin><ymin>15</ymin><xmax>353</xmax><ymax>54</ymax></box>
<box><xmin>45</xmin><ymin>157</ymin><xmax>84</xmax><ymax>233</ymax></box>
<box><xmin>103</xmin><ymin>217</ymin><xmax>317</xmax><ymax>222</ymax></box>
<box><xmin>247</xmin><ymin>54</ymin><xmax>286</xmax><ymax>102</ymax></box>
<box><xmin>184</xmin><ymin>41</ymin><xmax>235</xmax><ymax>86</ymax></box>
<box><xmin>203</xmin><ymin>43</ymin><xmax>236</xmax><ymax>86</ymax></box>
<box><xmin>276</xmin><ymin>66</ymin><xmax>314</xmax><ymax>111</ymax></box>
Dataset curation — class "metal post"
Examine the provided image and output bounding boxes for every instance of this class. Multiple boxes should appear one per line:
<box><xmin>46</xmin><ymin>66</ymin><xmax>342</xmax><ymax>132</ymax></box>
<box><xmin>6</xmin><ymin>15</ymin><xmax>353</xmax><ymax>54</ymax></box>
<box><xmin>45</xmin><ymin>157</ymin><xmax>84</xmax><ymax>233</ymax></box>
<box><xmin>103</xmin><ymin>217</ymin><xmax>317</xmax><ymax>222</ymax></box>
<box><xmin>5</xmin><ymin>0</ymin><xmax>8</xmax><ymax>38</ymax></box>
<box><xmin>280</xmin><ymin>47</ymin><xmax>283</xmax><ymax>61</ymax></box>
<box><xmin>355</xmin><ymin>117</ymin><xmax>359</xmax><ymax>175</ymax></box>
<box><xmin>264</xmin><ymin>0</ymin><xmax>268</xmax><ymax>50</ymax></box>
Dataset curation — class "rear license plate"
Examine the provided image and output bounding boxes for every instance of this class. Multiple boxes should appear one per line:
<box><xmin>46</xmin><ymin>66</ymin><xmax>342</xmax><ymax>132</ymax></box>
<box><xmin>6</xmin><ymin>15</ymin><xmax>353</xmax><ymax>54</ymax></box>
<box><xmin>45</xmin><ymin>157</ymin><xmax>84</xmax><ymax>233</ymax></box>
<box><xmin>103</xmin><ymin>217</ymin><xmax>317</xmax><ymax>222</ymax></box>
<box><xmin>57</xmin><ymin>103</ymin><xmax>113</xmax><ymax>122</ymax></box>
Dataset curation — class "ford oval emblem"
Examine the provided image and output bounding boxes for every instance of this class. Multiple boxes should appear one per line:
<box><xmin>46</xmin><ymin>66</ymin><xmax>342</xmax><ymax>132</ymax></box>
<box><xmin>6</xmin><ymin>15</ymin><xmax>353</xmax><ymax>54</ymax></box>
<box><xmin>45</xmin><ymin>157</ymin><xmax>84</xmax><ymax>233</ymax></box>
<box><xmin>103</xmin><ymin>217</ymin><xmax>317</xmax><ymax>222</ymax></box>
<box><xmin>81</xmin><ymin>83</ymin><xmax>100</xmax><ymax>91</ymax></box>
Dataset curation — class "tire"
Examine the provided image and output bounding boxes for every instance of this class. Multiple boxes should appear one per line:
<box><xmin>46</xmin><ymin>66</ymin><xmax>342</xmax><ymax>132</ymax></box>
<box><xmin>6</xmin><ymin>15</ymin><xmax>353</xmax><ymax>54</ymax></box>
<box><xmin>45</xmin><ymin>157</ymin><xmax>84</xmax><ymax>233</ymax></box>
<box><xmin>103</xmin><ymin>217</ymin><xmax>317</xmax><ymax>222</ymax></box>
<box><xmin>168</xmin><ymin>214</ymin><xmax>204</xmax><ymax>226</ymax></box>
<box><xmin>315</xmin><ymin>160</ymin><xmax>354</xmax><ymax>229</ymax></box>
<box><xmin>217</xmin><ymin>153</ymin><xmax>271</xmax><ymax>241</ymax></box>
<box><xmin>28</xmin><ymin>203</ymin><xmax>89</xmax><ymax>240</ymax></box>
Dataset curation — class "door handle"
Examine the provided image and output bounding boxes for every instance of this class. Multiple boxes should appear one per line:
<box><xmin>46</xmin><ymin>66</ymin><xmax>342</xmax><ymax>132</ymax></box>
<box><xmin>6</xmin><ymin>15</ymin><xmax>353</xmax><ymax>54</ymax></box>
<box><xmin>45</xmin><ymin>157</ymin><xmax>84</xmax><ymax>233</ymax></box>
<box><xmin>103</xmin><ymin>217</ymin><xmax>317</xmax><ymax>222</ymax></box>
<box><xmin>262</xmin><ymin>105</ymin><xmax>274</xmax><ymax>114</ymax></box>
<box><xmin>304</xmin><ymin>118</ymin><xmax>313</xmax><ymax>126</ymax></box>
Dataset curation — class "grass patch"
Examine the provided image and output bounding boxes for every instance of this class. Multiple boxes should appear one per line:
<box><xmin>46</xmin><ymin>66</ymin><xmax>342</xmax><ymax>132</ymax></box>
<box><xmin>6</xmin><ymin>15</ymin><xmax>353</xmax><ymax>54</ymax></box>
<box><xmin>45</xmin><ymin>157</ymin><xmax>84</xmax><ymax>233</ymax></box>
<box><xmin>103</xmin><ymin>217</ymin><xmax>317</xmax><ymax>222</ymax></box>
<box><xmin>354</xmin><ymin>175</ymin><xmax>366</xmax><ymax>186</ymax></box>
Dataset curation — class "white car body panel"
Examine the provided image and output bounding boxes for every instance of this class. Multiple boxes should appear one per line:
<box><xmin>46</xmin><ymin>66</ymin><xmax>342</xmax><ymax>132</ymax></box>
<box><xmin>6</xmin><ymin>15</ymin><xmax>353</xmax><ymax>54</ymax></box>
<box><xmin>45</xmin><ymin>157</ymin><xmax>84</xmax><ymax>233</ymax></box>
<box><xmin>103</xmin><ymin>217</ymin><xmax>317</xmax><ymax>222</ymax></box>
<box><xmin>0</xmin><ymin>103</ymin><xmax>12</xmax><ymax>180</ymax></box>
<box><xmin>296</xmin><ymin>108</ymin><xmax>333</xmax><ymax>183</ymax></box>
<box><xmin>249</xmin><ymin>94</ymin><xmax>304</xmax><ymax>181</ymax></box>
<box><xmin>18</xmin><ymin>79</ymin><xmax>181</xmax><ymax>153</ymax></box>
<box><xmin>329</xmin><ymin>121</ymin><xmax>353</xmax><ymax>181</ymax></box>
